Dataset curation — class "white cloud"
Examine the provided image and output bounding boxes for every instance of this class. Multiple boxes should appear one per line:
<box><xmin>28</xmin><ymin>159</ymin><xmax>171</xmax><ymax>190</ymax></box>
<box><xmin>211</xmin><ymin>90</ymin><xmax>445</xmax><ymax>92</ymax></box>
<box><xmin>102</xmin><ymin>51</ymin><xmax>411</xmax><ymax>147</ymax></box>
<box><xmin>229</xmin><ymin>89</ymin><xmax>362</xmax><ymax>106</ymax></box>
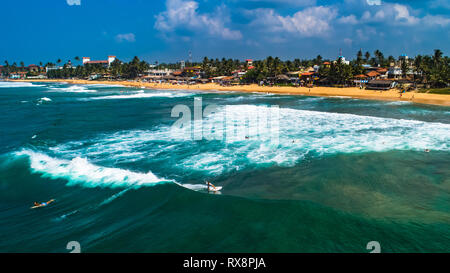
<box><xmin>392</xmin><ymin>4</ymin><xmax>419</xmax><ymax>25</ymax></box>
<box><xmin>244</xmin><ymin>0</ymin><xmax>316</xmax><ymax>6</ymax></box>
<box><xmin>154</xmin><ymin>0</ymin><xmax>242</xmax><ymax>40</ymax></box>
<box><xmin>356</xmin><ymin>27</ymin><xmax>377</xmax><ymax>41</ymax></box>
<box><xmin>343</xmin><ymin>38</ymin><xmax>353</xmax><ymax>46</ymax></box>
<box><xmin>361</xmin><ymin>11</ymin><xmax>371</xmax><ymax>20</ymax></box>
<box><xmin>430</xmin><ymin>0</ymin><xmax>450</xmax><ymax>10</ymax></box>
<box><xmin>248</xmin><ymin>6</ymin><xmax>337</xmax><ymax>37</ymax></box>
<box><xmin>115</xmin><ymin>33</ymin><xmax>136</xmax><ymax>43</ymax></box>
<box><xmin>360</xmin><ymin>4</ymin><xmax>420</xmax><ymax>26</ymax></box>
<box><xmin>66</xmin><ymin>0</ymin><xmax>81</xmax><ymax>6</ymax></box>
<box><xmin>338</xmin><ymin>15</ymin><xmax>358</xmax><ymax>24</ymax></box>
<box><xmin>422</xmin><ymin>15</ymin><xmax>450</xmax><ymax>27</ymax></box>
<box><xmin>366</xmin><ymin>0</ymin><xmax>381</xmax><ymax>5</ymax></box>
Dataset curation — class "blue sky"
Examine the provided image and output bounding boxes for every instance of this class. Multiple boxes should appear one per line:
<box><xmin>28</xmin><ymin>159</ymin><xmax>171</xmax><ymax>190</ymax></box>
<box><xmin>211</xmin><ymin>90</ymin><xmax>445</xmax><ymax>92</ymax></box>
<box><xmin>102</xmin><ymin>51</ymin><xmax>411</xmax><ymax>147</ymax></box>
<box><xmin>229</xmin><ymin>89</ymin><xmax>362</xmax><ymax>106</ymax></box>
<box><xmin>1</xmin><ymin>0</ymin><xmax>449</xmax><ymax>65</ymax></box>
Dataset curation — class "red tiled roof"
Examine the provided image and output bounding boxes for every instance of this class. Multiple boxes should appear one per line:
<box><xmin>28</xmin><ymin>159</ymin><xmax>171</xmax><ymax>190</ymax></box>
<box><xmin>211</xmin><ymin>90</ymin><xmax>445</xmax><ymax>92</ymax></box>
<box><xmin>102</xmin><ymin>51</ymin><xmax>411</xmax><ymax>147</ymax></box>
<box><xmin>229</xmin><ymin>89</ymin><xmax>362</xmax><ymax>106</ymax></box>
<box><xmin>301</xmin><ymin>72</ymin><xmax>315</xmax><ymax>76</ymax></box>
<box><xmin>354</xmin><ymin>74</ymin><xmax>367</xmax><ymax>78</ymax></box>
<box><xmin>323</xmin><ymin>62</ymin><xmax>331</xmax><ymax>65</ymax></box>
<box><xmin>86</xmin><ymin>60</ymin><xmax>108</xmax><ymax>64</ymax></box>
<box><xmin>248</xmin><ymin>66</ymin><xmax>255</xmax><ymax>69</ymax></box>
<box><xmin>366</xmin><ymin>71</ymin><xmax>380</xmax><ymax>77</ymax></box>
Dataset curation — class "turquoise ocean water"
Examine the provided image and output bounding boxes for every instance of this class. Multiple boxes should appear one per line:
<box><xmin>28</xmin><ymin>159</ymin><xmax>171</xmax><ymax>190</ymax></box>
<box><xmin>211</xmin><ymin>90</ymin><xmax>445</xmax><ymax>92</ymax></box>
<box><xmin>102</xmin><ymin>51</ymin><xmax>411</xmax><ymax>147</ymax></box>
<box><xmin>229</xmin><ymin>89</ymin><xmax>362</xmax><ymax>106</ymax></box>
<box><xmin>0</xmin><ymin>81</ymin><xmax>449</xmax><ymax>252</ymax></box>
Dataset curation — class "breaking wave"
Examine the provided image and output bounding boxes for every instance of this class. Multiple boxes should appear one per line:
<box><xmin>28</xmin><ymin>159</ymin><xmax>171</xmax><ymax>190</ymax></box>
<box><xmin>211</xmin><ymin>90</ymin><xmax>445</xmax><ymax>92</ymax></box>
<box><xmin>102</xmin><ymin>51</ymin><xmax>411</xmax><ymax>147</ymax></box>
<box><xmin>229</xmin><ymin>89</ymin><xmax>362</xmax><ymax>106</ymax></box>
<box><xmin>48</xmin><ymin>85</ymin><xmax>97</xmax><ymax>93</ymax></box>
<box><xmin>82</xmin><ymin>90</ymin><xmax>195</xmax><ymax>100</ymax></box>
<box><xmin>0</xmin><ymin>81</ymin><xmax>45</xmax><ymax>88</ymax></box>
<box><xmin>43</xmin><ymin>105</ymin><xmax>450</xmax><ymax>176</ymax></box>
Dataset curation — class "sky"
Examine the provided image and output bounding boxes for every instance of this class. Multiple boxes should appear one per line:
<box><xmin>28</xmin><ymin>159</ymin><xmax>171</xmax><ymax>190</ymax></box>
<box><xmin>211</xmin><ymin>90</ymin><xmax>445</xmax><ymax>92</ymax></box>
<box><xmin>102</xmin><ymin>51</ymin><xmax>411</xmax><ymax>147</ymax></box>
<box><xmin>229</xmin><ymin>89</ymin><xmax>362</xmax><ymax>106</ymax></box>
<box><xmin>1</xmin><ymin>0</ymin><xmax>449</xmax><ymax>65</ymax></box>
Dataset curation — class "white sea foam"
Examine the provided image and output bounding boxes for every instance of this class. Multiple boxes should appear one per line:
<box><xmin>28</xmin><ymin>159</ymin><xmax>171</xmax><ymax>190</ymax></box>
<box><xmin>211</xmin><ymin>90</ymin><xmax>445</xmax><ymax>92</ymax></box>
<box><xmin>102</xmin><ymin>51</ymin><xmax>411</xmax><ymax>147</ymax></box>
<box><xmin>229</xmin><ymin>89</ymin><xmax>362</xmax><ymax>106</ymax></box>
<box><xmin>82</xmin><ymin>91</ymin><xmax>194</xmax><ymax>100</ymax></box>
<box><xmin>45</xmin><ymin>105</ymin><xmax>450</xmax><ymax>176</ymax></box>
<box><xmin>16</xmin><ymin>149</ymin><xmax>205</xmax><ymax>191</ymax></box>
<box><xmin>17</xmin><ymin>149</ymin><xmax>172</xmax><ymax>188</ymax></box>
<box><xmin>0</xmin><ymin>82</ymin><xmax>45</xmax><ymax>88</ymax></box>
<box><xmin>84</xmin><ymin>84</ymin><xmax>125</xmax><ymax>88</ymax></box>
<box><xmin>36</xmin><ymin>97</ymin><xmax>52</xmax><ymax>104</ymax></box>
<box><xmin>48</xmin><ymin>85</ymin><xmax>96</xmax><ymax>93</ymax></box>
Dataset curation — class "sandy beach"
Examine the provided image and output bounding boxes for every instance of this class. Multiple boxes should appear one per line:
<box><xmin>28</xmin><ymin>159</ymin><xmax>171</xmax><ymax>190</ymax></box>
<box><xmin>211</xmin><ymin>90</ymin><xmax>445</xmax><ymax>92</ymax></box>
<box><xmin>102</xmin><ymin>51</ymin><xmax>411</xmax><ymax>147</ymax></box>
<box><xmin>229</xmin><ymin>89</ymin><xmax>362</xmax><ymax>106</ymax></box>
<box><xmin>13</xmin><ymin>79</ymin><xmax>450</xmax><ymax>106</ymax></box>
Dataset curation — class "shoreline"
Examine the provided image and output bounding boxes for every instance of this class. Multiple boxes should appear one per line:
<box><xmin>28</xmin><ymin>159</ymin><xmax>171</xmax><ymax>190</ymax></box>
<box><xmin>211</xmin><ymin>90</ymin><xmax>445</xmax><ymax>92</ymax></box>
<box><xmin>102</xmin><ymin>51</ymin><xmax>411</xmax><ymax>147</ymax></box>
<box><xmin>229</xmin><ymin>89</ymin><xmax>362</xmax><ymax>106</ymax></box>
<box><xmin>9</xmin><ymin>79</ymin><xmax>450</xmax><ymax>106</ymax></box>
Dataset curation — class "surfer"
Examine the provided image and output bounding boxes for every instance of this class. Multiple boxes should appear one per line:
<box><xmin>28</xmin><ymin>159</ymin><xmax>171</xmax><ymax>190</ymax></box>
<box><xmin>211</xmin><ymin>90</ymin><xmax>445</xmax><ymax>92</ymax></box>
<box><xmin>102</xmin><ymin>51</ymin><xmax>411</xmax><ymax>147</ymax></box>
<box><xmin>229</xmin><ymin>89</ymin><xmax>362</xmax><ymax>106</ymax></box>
<box><xmin>206</xmin><ymin>181</ymin><xmax>219</xmax><ymax>192</ymax></box>
<box><xmin>32</xmin><ymin>199</ymin><xmax>55</xmax><ymax>209</ymax></box>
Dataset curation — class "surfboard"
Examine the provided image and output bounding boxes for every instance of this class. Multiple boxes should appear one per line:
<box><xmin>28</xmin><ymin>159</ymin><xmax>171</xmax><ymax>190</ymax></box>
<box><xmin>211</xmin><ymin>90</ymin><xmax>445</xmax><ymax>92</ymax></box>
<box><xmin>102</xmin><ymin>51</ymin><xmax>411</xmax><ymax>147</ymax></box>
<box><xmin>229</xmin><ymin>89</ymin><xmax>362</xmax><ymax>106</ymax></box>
<box><xmin>210</xmin><ymin>186</ymin><xmax>222</xmax><ymax>192</ymax></box>
<box><xmin>30</xmin><ymin>199</ymin><xmax>55</xmax><ymax>209</ymax></box>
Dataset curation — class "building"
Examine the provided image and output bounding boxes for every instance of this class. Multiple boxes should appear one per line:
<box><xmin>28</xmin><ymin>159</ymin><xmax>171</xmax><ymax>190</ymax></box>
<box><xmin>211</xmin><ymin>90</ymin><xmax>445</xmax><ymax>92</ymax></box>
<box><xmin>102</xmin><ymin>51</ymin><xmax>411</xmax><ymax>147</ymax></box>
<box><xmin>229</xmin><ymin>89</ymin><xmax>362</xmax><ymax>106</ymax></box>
<box><xmin>144</xmin><ymin>68</ymin><xmax>174</xmax><ymax>78</ymax></box>
<box><xmin>353</xmin><ymin>74</ymin><xmax>369</xmax><ymax>86</ymax></box>
<box><xmin>27</xmin><ymin>64</ymin><xmax>40</xmax><ymax>73</ymax></box>
<box><xmin>46</xmin><ymin>66</ymin><xmax>63</xmax><ymax>72</ymax></box>
<box><xmin>366</xmin><ymin>79</ymin><xmax>397</xmax><ymax>90</ymax></box>
<box><xmin>365</xmin><ymin>70</ymin><xmax>380</xmax><ymax>80</ymax></box>
<box><xmin>334</xmin><ymin>56</ymin><xmax>350</xmax><ymax>65</ymax></box>
<box><xmin>82</xmin><ymin>56</ymin><xmax>116</xmax><ymax>67</ymax></box>
<box><xmin>388</xmin><ymin>67</ymin><xmax>403</xmax><ymax>79</ymax></box>
<box><xmin>9</xmin><ymin>72</ymin><xmax>27</xmax><ymax>79</ymax></box>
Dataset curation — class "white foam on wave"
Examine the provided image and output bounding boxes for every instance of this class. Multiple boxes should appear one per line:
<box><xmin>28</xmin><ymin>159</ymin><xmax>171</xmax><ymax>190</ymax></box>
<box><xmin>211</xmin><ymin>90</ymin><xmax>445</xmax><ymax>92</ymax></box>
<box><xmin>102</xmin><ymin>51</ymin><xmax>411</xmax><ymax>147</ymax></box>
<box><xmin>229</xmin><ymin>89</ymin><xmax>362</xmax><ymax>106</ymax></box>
<box><xmin>48</xmin><ymin>85</ymin><xmax>96</xmax><ymax>93</ymax></box>
<box><xmin>46</xmin><ymin>105</ymin><xmax>450</xmax><ymax>176</ymax></box>
<box><xmin>82</xmin><ymin>90</ymin><xmax>194</xmax><ymax>100</ymax></box>
<box><xmin>36</xmin><ymin>97</ymin><xmax>52</xmax><ymax>105</ymax></box>
<box><xmin>84</xmin><ymin>84</ymin><xmax>125</xmax><ymax>88</ymax></box>
<box><xmin>0</xmin><ymin>81</ymin><xmax>45</xmax><ymax>88</ymax></box>
<box><xmin>16</xmin><ymin>149</ymin><xmax>172</xmax><ymax>188</ymax></box>
<box><xmin>15</xmin><ymin>149</ymin><xmax>205</xmax><ymax>191</ymax></box>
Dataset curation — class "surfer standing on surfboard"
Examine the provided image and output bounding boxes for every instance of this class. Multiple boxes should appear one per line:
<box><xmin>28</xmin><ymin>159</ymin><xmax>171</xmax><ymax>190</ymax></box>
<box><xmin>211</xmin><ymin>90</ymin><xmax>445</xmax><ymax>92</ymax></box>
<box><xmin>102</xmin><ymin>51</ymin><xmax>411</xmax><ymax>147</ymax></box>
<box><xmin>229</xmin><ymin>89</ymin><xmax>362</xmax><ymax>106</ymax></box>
<box><xmin>206</xmin><ymin>181</ymin><xmax>216</xmax><ymax>192</ymax></box>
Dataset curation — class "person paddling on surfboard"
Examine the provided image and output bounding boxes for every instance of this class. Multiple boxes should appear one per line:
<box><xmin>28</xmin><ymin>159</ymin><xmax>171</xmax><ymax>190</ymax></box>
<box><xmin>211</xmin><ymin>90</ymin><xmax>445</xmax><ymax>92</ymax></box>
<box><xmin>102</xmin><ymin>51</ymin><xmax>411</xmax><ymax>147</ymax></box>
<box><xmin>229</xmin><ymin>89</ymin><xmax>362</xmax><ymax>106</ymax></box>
<box><xmin>31</xmin><ymin>199</ymin><xmax>55</xmax><ymax>209</ymax></box>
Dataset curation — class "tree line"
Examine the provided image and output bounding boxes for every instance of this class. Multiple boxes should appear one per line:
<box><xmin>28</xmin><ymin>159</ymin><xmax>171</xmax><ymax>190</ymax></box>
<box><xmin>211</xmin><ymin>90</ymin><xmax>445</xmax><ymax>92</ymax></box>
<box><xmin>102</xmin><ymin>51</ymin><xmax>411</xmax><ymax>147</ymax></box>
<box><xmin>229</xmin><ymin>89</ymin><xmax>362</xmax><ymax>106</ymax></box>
<box><xmin>2</xmin><ymin>50</ymin><xmax>448</xmax><ymax>88</ymax></box>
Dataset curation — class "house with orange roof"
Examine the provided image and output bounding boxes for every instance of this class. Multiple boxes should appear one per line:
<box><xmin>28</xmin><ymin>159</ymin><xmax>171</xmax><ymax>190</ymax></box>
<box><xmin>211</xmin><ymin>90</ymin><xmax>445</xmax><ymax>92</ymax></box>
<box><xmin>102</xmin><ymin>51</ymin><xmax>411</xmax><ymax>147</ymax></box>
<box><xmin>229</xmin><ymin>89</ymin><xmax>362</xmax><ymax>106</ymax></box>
<box><xmin>365</xmin><ymin>70</ymin><xmax>380</xmax><ymax>80</ymax></box>
<box><xmin>323</xmin><ymin>61</ymin><xmax>331</xmax><ymax>68</ymax></box>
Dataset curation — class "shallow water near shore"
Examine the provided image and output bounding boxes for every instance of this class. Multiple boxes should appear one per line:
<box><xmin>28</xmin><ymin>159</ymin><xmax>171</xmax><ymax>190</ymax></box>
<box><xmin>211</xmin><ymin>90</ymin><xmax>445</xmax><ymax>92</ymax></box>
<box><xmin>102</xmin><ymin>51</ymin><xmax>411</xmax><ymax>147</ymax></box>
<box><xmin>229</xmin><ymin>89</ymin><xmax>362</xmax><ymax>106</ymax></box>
<box><xmin>0</xmin><ymin>82</ymin><xmax>449</xmax><ymax>252</ymax></box>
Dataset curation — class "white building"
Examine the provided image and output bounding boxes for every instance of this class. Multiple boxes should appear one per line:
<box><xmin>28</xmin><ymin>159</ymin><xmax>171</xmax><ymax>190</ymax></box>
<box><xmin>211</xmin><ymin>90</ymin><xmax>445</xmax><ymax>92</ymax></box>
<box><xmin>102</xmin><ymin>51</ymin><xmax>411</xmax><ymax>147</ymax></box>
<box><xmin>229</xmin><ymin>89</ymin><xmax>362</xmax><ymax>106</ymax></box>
<box><xmin>388</xmin><ymin>67</ymin><xmax>403</xmax><ymax>78</ymax></box>
<box><xmin>82</xmin><ymin>56</ymin><xmax>117</xmax><ymax>67</ymax></box>
<box><xmin>144</xmin><ymin>68</ymin><xmax>174</xmax><ymax>77</ymax></box>
<box><xmin>334</xmin><ymin>56</ymin><xmax>350</xmax><ymax>65</ymax></box>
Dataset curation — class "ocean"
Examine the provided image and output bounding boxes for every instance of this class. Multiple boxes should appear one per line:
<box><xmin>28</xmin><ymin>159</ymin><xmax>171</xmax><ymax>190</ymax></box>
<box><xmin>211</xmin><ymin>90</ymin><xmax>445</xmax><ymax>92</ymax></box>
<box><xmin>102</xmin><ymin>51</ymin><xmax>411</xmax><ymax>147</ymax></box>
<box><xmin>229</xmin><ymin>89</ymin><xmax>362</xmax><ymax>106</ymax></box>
<box><xmin>0</xmin><ymin>81</ymin><xmax>449</xmax><ymax>253</ymax></box>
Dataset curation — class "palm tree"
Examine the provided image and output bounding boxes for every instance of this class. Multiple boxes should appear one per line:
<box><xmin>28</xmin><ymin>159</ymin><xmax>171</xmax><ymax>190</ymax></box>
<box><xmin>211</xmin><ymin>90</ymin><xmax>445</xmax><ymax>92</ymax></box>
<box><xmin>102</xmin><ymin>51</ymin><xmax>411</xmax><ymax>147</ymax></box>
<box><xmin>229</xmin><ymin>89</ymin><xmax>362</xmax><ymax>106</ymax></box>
<box><xmin>315</xmin><ymin>55</ymin><xmax>323</xmax><ymax>65</ymax></box>
<box><xmin>356</xmin><ymin>50</ymin><xmax>363</xmax><ymax>65</ymax></box>
<box><xmin>433</xmin><ymin>49</ymin><xmax>443</xmax><ymax>66</ymax></box>
<box><xmin>364</xmin><ymin>51</ymin><xmax>370</xmax><ymax>63</ymax></box>
<box><xmin>388</xmin><ymin>56</ymin><xmax>395</xmax><ymax>66</ymax></box>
